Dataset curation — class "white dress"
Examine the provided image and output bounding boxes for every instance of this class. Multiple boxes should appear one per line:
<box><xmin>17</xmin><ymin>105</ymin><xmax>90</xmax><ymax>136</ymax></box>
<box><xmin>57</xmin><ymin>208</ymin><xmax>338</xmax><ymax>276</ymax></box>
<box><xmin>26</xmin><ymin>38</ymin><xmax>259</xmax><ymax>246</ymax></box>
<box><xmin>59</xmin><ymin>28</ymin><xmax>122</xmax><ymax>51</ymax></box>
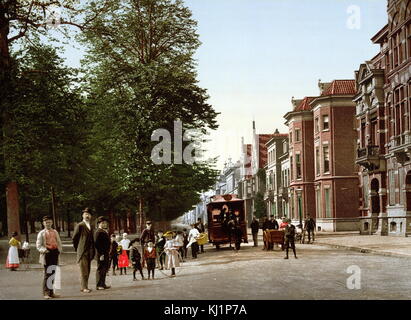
<box><xmin>120</xmin><ymin>239</ymin><xmax>131</xmax><ymax>250</ymax></box>
<box><xmin>164</xmin><ymin>239</ymin><xmax>180</xmax><ymax>269</ymax></box>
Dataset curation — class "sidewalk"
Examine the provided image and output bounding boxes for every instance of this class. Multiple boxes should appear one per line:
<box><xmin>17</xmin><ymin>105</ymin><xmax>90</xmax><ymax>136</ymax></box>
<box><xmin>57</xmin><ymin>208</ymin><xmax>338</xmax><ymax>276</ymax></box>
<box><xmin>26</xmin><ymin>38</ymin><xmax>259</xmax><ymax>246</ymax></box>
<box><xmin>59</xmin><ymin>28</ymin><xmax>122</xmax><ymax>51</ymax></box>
<box><xmin>246</xmin><ymin>228</ymin><xmax>411</xmax><ymax>258</ymax></box>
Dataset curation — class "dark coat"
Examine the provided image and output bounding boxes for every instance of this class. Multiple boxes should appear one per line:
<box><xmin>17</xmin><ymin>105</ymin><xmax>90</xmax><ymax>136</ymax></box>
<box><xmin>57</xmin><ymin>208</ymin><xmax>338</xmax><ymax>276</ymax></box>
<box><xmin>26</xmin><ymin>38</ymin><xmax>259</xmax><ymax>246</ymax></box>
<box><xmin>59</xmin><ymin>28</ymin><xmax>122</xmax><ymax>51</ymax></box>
<box><xmin>109</xmin><ymin>241</ymin><xmax>118</xmax><ymax>257</ymax></box>
<box><xmin>304</xmin><ymin>218</ymin><xmax>316</xmax><ymax>231</ymax></box>
<box><xmin>267</xmin><ymin>219</ymin><xmax>279</xmax><ymax>230</ymax></box>
<box><xmin>262</xmin><ymin>220</ymin><xmax>270</xmax><ymax>231</ymax></box>
<box><xmin>72</xmin><ymin>221</ymin><xmax>95</xmax><ymax>262</ymax></box>
<box><xmin>251</xmin><ymin>220</ymin><xmax>259</xmax><ymax>234</ymax></box>
<box><xmin>94</xmin><ymin>228</ymin><xmax>111</xmax><ymax>260</ymax></box>
<box><xmin>140</xmin><ymin>229</ymin><xmax>155</xmax><ymax>245</ymax></box>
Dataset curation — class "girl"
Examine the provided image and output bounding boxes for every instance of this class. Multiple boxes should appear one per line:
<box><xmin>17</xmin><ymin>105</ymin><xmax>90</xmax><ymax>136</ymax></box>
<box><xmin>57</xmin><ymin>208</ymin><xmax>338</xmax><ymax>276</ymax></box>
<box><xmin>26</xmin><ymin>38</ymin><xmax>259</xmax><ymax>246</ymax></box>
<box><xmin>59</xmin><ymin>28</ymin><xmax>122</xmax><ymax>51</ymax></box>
<box><xmin>6</xmin><ymin>232</ymin><xmax>21</xmax><ymax>271</ymax></box>
<box><xmin>165</xmin><ymin>233</ymin><xmax>180</xmax><ymax>277</ymax></box>
<box><xmin>143</xmin><ymin>241</ymin><xmax>156</xmax><ymax>280</ymax></box>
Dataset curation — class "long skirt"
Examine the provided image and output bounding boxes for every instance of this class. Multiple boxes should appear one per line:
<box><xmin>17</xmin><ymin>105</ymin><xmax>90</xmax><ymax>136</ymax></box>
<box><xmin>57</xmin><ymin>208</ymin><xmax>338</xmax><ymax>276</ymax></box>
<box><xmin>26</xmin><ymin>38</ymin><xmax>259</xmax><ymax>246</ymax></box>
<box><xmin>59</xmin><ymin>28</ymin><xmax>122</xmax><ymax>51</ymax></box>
<box><xmin>6</xmin><ymin>246</ymin><xmax>19</xmax><ymax>269</ymax></box>
<box><xmin>118</xmin><ymin>250</ymin><xmax>129</xmax><ymax>268</ymax></box>
<box><xmin>165</xmin><ymin>249</ymin><xmax>180</xmax><ymax>269</ymax></box>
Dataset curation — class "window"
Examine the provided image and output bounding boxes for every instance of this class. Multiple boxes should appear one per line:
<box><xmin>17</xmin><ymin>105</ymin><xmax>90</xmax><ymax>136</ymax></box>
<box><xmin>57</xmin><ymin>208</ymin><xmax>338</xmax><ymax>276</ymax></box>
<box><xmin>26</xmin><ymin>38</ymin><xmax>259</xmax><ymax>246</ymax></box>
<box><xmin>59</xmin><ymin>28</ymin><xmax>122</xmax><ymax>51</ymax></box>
<box><xmin>315</xmin><ymin>147</ymin><xmax>320</xmax><ymax>175</ymax></box>
<box><xmin>325</xmin><ymin>188</ymin><xmax>331</xmax><ymax>218</ymax></box>
<box><xmin>289</xmin><ymin>132</ymin><xmax>293</xmax><ymax>144</ymax></box>
<box><xmin>363</xmin><ymin>175</ymin><xmax>369</xmax><ymax>208</ymax></box>
<box><xmin>295</xmin><ymin>129</ymin><xmax>301</xmax><ymax>142</ymax></box>
<box><xmin>316</xmin><ymin>189</ymin><xmax>322</xmax><ymax>218</ymax></box>
<box><xmin>290</xmin><ymin>156</ymin><xmax>293</xmax><ymax>180</ymax></box>
<box><xmin>407</xmin><ymin>24</ymin><xmax>411</xmax><ymax>59</ymax></box>
<box><xmin>296</xmin><ymin>154</ymin><xmax>302</xmax><ymax>179</ymax></box>
<box><xmin>322</xmin><ymin>115</ymin><xmax>329</xmax><ymax>130</ymax></box>
<box><xmin>323</xmin><ymin>146</ymin><xmax>330</xmax><ymax>173</ymax></box>
<box><xmin>360</xmin><ymin>120</ymin><xmax>366</xmax><ymax>148</ymax></box>
<box><xmin>315</xmin><ymin>117</ymin><xmax>320</xmax><ymax>133</ymax></box>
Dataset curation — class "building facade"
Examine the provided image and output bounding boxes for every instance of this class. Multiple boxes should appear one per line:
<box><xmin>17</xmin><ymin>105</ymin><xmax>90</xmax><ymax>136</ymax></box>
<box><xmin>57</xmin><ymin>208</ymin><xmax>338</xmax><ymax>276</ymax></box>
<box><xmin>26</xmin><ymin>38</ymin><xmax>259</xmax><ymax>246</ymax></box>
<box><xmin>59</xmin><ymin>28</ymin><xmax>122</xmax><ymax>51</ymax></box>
<box><xmin>265</xmin><ymin>129</ymin><xmax>289</xmax><ymax>218</ymax></box>
<box><xmin>355</xmin><ymin>0</ymin><xmax>411</xmax><ymax>236</ymax></box>
<box><xmin>311</xmin><ymin>80</ymin><xmax>359</xmax><ymax>231</ymax></box>
<box><xmin>284</xmin><ymin>97</ymin><xmax>316</xmax><ymax>226</ymax></box>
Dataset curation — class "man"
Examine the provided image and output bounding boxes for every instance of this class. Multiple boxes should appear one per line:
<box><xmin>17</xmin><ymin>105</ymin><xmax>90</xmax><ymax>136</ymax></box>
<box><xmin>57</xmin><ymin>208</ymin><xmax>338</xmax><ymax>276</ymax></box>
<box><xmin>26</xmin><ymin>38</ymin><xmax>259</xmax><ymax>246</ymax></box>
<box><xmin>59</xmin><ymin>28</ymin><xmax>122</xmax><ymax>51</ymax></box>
<box><xmin>250</xmin><ymin>216</ymin><xmax>259</xmax><ymax>247</ymax></box>
<box><xmin>72</xmin><ymin>207</ymin><xmax>95</xmax><ymax>293</ymax></box>
<box><xmin>94</xmin><ymin>216</ymin><xmax>111</xmax><ymax>290</ymax></box>
<box><xmin>196</xmin><ymin>218</ymin><xmax>206</xmax><ymax>253</ymax></box>
<box><xmin>140</xmin><ymin>221</ymin><xmax>155</xmax><ymax>251</ymax></box>
<box><xmin>187</xmin><ymin>224</ymin><xmax>200</xmax><ymax>259</ymax></box>
<box><xmin>36</xmin><ymin>216</ymin><xmax>63</xmax><ymax>299</ymax></box>
<box><xmin>304</xmin><ymin>214</ymin><xmax>316</xmax><ymax>244</ymax></box>
<box><xmin>284</xmin><ymin>219</ymin><xmax>298</xmax><ymax>259</ymax></box>
<box><xmin>267</xmin><ymin>215</ymin><xmax>279</xmax><ymax>250</ymax></box>
<box><xmin>261</xmin><ymin>216</ymin><xmax>270</xmax><ymax>250</ymax></box>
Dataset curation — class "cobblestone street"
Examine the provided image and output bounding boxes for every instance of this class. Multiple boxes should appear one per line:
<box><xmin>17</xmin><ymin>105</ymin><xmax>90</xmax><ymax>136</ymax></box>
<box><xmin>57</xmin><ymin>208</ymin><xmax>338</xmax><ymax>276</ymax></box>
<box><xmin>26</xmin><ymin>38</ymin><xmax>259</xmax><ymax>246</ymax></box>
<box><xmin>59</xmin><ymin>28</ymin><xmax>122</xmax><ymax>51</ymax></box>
<box><xmin>1</xmin><ymin>241</ymin><xmax>411</xmax><ymax>300</ymax></box>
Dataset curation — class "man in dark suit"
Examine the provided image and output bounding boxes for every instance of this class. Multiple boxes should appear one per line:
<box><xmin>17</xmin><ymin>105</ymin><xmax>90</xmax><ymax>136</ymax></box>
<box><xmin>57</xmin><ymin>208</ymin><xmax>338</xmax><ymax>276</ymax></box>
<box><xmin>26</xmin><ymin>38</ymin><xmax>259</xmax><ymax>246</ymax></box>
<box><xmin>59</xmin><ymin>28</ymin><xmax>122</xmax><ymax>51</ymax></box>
<box><xmin>95</xmin><ymin>216</ymin><xmax>111</xmax><ymax>290</ymax></box>
<box><xmin>72</xmin><ymin>208</ymin><xmax>95</xmax><ymax>293</ymax></box>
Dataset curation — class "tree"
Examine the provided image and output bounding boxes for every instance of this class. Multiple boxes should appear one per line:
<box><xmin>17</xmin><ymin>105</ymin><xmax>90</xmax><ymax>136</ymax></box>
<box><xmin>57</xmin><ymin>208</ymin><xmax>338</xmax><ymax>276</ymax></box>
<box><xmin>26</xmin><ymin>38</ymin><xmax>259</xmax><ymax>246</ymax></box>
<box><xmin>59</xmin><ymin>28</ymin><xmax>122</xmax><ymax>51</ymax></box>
<box><xmin>80</xmin><ymin>0</ymin><xmax>219</xmax><ymax>221</ymax></box>
<box><xmin>254</xmin><ymin>192</ymin><xmax>267</xmax><ymax>219</ymax></box>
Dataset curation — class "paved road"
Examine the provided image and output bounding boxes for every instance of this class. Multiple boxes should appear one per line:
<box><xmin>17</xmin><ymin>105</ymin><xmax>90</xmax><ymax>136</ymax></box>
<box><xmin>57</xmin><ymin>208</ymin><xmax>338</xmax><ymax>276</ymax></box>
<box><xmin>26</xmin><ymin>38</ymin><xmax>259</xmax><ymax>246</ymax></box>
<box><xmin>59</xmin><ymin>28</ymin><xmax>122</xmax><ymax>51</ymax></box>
<box><xmin>1</xmin><ymin>242</ymin><xmax>410</xmax><ymax>300</ymax></box>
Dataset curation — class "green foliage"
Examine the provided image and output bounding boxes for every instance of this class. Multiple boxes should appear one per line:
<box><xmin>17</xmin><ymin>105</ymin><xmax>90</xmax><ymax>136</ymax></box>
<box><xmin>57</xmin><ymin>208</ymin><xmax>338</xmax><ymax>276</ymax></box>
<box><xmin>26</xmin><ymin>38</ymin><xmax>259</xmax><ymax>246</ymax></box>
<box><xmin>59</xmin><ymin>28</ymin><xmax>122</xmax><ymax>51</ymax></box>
<box><xmin>254</xmin><ymin>192</ymin><xmax>267</xmax><ymax>219</ymax></box>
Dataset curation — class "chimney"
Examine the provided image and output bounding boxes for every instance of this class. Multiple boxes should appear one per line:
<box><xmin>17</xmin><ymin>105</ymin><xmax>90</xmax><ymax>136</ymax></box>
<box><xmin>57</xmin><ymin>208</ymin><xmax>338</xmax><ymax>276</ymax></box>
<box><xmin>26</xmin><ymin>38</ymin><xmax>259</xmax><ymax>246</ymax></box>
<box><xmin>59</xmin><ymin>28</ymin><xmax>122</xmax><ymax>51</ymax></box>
<box><xmin>318</xmin><ymin>79</ymin><xmax>331</xmax><ymax>94</ymax></box>
<box><xmin>274</xmin><ymin>128</ymin><xmax>279</xmax><ymax>134</ymax></box>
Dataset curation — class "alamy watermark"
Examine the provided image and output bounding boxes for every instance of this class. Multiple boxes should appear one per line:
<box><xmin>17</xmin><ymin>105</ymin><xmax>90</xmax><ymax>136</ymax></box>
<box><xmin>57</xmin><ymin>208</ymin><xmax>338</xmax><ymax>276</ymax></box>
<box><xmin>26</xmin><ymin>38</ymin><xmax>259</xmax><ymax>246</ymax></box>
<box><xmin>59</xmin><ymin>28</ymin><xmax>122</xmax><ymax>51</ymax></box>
<box><xmin>346</xmin><ymin>265</ymin><xmax>361</xmax><ymax>290</ymax></box>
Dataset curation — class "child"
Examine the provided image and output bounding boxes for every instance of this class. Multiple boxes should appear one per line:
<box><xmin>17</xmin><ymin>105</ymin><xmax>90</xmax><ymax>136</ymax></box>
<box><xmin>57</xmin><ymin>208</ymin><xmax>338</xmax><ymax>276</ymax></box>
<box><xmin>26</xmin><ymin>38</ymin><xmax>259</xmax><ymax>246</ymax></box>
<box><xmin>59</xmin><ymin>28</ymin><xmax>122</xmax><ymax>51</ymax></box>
<box><xmin>155</xmin><ymin>231</ymin><xmax>166</xmax><ymax>270</ymax></box>
<box><xmin>130</xmin><ymin>239</ymin><xmax>145</xmax><ymax>281</ymax></box>
<box><xmin>109</xmin><ymin>234</ymin><xmax>119</xmax><ymax>275</ymax></box>
<box><xmin>6</xmin><ymin>232</ymin><xmax>21</xmax><ymax>271</ymax></box>
<box><xmin>165</xmin><ymin>233</ymin><xmax>180</xmax><ymax>277</ymax></box>
<box><xmin>143</xmin><ymin>241</ymin><xmax>156</xmax><ymax>280</ymax></box>
<box><xmin>175</xmin><ymin>231</ymin><xmax>185</xmax><ymax>262</ymax></box>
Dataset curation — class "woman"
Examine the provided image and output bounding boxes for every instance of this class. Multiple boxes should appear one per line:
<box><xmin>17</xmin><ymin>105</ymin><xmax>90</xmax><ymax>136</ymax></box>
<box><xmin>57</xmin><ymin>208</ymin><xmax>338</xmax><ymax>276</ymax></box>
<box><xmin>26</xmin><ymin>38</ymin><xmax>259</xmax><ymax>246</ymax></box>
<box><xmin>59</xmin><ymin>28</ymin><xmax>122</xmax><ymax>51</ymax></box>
<box><xmin>6</xmin><ymin>232</ymin><xmax>21</xmax><ymax>271</ymax></box>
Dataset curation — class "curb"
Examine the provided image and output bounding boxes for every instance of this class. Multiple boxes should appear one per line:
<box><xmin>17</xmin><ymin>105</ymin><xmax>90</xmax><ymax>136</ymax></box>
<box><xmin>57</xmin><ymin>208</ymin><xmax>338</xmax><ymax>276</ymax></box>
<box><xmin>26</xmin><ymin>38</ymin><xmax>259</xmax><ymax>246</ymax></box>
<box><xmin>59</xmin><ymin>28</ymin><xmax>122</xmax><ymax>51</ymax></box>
<box><xmin>315</xmin><ymin>241</ymin><xmax>411</xmax><ymax>259</ymax></box>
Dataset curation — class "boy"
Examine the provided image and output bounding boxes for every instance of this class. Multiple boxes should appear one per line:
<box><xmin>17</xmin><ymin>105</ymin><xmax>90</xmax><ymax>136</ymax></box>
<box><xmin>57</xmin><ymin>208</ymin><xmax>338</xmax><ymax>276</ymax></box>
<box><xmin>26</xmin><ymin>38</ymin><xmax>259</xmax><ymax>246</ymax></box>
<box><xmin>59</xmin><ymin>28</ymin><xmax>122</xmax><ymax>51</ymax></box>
<box><xmin>155</xmin><ymin>230</ymin><xmax>166</xmax><ymax>270</ymax></box>
<box><xmin>143</xmin><ymin>241</ymin><xmax>156</xmax><ymax>280</ymax></box>
<box><xmin>36</xmin><ymin>216</ymin><xmax>63</xmax><ymax>299</ymax></box>
<box><xmin>130</xmin><ymin>239</ymin><xmax>145</xmax><ymax>281</ymax></box>
<box><xmin>284</xmin><ymin>219</ymin><xmax>298</xmax><ymax>259</ymax></box>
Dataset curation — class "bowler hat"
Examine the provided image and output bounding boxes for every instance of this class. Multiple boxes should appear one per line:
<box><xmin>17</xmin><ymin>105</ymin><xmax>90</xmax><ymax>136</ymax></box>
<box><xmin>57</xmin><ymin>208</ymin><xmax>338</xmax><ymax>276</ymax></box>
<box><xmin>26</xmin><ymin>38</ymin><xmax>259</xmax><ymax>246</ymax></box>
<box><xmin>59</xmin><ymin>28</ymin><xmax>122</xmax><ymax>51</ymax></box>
<box><xmin>82</xmin><ymin>207</ymin><xmax>92</xmax><ymax>214</ymax></box>
<box><xmin>97</xmin><ymin>216</ymin><xmax>108</xmax><ymax>224</ymax></box>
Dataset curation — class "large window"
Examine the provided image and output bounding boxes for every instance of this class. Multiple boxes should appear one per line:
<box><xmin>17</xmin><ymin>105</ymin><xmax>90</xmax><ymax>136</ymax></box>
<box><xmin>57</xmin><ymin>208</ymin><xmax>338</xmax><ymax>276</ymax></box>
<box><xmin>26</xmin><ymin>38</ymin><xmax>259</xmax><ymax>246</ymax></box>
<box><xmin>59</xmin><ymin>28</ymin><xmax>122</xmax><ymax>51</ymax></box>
<box><xmin>363</xmin><ymin>175</ymin><xmax>369</xmax><ymax>209</ymax></box>
<box><xmin>325</xmin><ymin>188</ymin><xmax>331</xmax><ymax>218</ymax></box>
<box><xmin>315</xmin><ymin>147</ymin><xmax>320</xmax><ymax>176</ymax></box>
<box><xmin>296</xmin><ymin>154</ymin><xmax>302</xmax><ymax>179</ymax></box>
<box><xmin>316</xmin><ymin>189</ymin><xmax>322</xmax><ymax>218</ymax></box>
<box><xmin>322</xmin><ymin>115</ymin><xmax>329</xmax><ymax>130</ymax></box>
<box><xmin>295</xmin><ymin>129</ymin><xmax>301</xmax><ymax>142</ymax></box>
<box><xmin>315</xmin><ymin>117</ymin><xmax>320</xmax><ymax>133</ymax></box>
<box><xmin>323</xmin><ymin>146</ymin><xmax>330</xmax><ymax>173</ymax></box>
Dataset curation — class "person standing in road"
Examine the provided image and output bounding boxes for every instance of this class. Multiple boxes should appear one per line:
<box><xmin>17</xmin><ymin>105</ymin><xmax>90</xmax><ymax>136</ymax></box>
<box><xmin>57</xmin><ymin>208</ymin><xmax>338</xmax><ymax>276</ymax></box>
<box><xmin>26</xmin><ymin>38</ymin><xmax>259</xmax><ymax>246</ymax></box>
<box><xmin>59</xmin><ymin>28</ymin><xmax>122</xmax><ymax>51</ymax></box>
<box><xmin>143</xmin><ymin>241</ymin><xmax>156</xmax><ymax>280</ymax></box>
<box><xmin>304</xmin><ymin>214</ymin><xmax>316</xmax><ymax>244</ymax></box>
<box><xmin>196</xmin><ymin>218</ymin><xmax>206</xmax><ymax>253</ymax></box>
<box><xmin>141</xmin><ymin>221</ymin><xmax>155</xmax><ymax>251</ymax></box>
<box><xmin>130</xmin><ymin>239</ymin><xmax>145</xmax><ymax>281</ymax></box>
<box><xmin>187</xmin><ymin>224</ymin><xmax>200</xmax><ymax>259</ymax></box>
<box><xmin>250</xmin><ymin>216</ymin><xmax>259</xmax><ymax>247</ymax></box>
<box><xmin>155</xmin><ymin>230</ymin><xmax>166</xmax><ymax>270</ymax></box>
<box><xmin>182</xmin><ymin>228</ymin><xmax>189</xmax><ymax>259</ymax></box>
<box><xmin>164</xmin><ymin>233</ymin><xmax>180</xmax><ymax>277</ymax></box>
<box><xmin>109</xmin><ymin>234</ymin><xmax>119</xmax><ymax>275</ymax></box>
<box><xmin>94</xmin><ymin>216</ymin><xmax>111</xmax><ymax>290</ymax></box>
<box><xmin>284</xmin><ymin>219</ymin><xmax>298</xmax><ymax>259</ymax></box>
<box><xmin>72</xmin><ymin>207</ymin><xmax>95</xmax><ymax>293</ymax></box>
<box><xmin>118</xmin><ymin>233</ymin><xmax>130</xmax><ymax>275</ymax></box>
<box><xmin>5</xmin><ymin>232</ymin><xmax>21</xmax><ymax>271</ymax></box>
<box><xmin>36</xmin><ymin>216</ymin><xmax>63</xmax><ymax>299</ymax></box>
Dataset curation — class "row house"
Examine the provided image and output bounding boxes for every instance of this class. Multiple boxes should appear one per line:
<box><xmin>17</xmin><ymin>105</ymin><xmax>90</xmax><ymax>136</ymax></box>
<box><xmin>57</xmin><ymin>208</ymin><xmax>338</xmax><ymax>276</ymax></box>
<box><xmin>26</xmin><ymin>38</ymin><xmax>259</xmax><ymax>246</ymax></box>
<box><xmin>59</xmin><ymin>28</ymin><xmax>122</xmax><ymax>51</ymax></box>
<box><xmin>311</xmin><ymin>80</ymin><xmax>359</xmax><ymax>232</ymax></box>
<box><xmin>279</xmin><ymin>139</ymin><xmax>291</xmax><ymax>218</ymax></box>
<box><xmin>284</xmin><ymin>80</ymin><xmax>359</xmax><ymax>231</ymax></box>
<box><xmin>265</xmin><ymin>129</ymin><xmax>289</xmax><ymax>218</ymax></box>
<box><xmin>238</xmin><ymin>121</ymin><xmax>274</xmax><ymax>224</ymax></box>
<box><xmin>284</xmin><ymin>97</ymin><xmax>316</xmax><ymax>226</ymax></box>
<box><xmin>355</xmin><ymin>0</ymin><xmax>411</xmax><ymax>236</ymax></box>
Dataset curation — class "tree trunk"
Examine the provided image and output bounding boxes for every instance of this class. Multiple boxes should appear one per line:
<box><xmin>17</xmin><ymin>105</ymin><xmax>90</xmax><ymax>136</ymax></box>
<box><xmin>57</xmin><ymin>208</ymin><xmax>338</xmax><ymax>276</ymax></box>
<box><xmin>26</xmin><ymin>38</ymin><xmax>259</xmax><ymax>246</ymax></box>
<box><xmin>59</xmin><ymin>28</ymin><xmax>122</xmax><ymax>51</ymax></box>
<box><xmin>6</xmin><ymin>181</ymin><xmax>20</xmax><ymax>238</ymax></box>
<box><xmin>50</xmin><ymin>187</ymin><xmax>59</xmax><ymax>231</ymax></box>
<box><xmin>67</xmin><ymin>205</ymin><xmax>71</xmax><ymax>238</ymax></box>
<box><xmin>22</xmin><ymin>189</ymin><xmax>29</xmax><ymax>242</ymax></box>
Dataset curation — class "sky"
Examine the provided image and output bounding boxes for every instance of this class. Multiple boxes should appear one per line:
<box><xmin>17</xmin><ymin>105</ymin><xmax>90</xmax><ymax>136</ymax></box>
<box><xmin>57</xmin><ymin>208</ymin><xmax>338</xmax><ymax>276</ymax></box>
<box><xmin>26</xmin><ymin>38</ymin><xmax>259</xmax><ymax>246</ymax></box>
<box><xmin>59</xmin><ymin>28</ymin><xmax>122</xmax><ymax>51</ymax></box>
<box><xmin>59</xmin><ymin>0</ymin><xmax>388</xmax><ymax>171</ymax></box>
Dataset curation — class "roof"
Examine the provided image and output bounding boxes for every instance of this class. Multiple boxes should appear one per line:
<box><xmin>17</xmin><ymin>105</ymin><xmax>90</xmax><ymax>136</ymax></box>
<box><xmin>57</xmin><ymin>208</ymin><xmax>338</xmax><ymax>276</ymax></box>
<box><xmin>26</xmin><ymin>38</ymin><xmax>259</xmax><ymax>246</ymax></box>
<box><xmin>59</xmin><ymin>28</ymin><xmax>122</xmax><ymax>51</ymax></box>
<box><xmin>370</xmin><ymin>24</ymin><xmax>388</xmax><ymax>44</ymax></box>
<box><xmin>294</xmin><ymin>97</ymin><xmax>316</xmax><ymax>111</ymax></box>
<box><xmin>320</xmin><ymin>80</ymin><xmax>356</xmax><ymax>96</ymax></box>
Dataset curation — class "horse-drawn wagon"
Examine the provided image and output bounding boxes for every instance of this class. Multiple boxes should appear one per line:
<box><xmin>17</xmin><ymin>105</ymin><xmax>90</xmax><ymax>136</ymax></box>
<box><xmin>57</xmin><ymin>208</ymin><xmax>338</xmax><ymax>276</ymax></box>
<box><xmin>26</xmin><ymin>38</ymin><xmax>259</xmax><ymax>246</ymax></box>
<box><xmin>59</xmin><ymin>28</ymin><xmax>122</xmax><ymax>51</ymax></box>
<box><xmin>207</xmin><ymin>194</ymin><xmax>248</xmax><ymax>250</ymax></box>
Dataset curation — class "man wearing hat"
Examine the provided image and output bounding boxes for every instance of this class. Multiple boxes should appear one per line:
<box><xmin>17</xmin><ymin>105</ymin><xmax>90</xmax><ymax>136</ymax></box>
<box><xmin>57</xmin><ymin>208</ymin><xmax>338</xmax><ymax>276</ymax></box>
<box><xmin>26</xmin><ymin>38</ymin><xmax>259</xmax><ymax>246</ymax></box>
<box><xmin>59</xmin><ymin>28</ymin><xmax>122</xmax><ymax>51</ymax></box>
<box><xmin>95</xmin><ymin>216</ymin><xmax>111</xmax><ymax>290</ymax></box>
<box><xmin>140</xmin><ymin>220</ymin><xmax>155</xmax><ymax>249</ymax></box>
<box><xmin>72</xmin><ymin>208</ymin><xmax>95</xmax><ymax>293</ymax></box>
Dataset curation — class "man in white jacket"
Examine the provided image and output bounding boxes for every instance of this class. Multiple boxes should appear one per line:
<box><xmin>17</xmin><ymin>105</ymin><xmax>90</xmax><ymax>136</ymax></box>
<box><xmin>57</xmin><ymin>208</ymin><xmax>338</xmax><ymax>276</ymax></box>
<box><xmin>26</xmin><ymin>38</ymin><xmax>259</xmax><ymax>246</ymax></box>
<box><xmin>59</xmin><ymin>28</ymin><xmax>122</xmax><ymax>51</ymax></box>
<box><xmin>36</xmin><ymin>216</ymin><xmax>63</xmax><ymax>299</ymax></box>
<box><xmin>187</xmin><ymin>224</ymin><xmax>200</xmax><ymax>259</ymax></box>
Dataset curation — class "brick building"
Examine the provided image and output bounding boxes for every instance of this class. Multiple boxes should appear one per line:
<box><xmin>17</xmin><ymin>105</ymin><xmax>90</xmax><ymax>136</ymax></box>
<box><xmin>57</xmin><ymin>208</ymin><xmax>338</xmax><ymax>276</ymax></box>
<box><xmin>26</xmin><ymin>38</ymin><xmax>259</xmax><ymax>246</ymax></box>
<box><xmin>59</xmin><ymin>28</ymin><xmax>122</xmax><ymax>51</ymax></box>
<box><xmin>311</xmin><ymin>80</ymin><xmax>359</xmax><ymax>231</ymax></box>
<box><xmin>284</xmin><ymin>97</ymin><xmax>316</xmax><ymax>226</ymax></box>
<box><xmin>355</xmin><ymin>0</ymin><xmax>411</xmax><ymax>236</ymax></box>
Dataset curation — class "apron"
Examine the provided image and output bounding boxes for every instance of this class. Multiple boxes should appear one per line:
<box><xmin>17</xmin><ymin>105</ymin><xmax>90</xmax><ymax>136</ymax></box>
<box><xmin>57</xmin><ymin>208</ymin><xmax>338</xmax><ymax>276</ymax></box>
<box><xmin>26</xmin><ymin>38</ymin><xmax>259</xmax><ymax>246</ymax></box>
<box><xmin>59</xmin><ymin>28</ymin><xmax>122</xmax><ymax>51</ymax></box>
<box><xmin>6</xmin><ymin>246</ymin><xmax>19</xmax><ymax>268</ymax></box>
